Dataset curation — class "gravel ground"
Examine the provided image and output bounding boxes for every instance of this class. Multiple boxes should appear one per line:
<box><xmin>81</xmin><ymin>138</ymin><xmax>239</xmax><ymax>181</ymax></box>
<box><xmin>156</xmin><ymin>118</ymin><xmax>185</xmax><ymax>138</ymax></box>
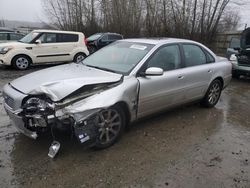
<box><xmin>0</xmin><ymin>64</ymin><xmax>250</xmax><ymax>188</ymax></box>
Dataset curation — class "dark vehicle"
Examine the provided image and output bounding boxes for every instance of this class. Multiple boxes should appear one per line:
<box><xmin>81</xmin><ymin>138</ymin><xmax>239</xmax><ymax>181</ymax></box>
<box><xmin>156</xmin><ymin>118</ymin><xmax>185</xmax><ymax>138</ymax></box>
<box><xmin>226</xmin><ymin>37</ymin><xmax>240</xmax><ymax>59</ymax></box>
<box><xmin>230</xmin><ymin>28</ymin><xmax>250</xmax><ymax>78</ymax></box>
<box><xmin>0</xmin><ymin>32</ymin><xmax>24</xmax><ymax>43</ymax></box>
<box><xmin>86</xmin><ymin>33</ymin><xmax>123</xmax><ymax>54</ymax></box>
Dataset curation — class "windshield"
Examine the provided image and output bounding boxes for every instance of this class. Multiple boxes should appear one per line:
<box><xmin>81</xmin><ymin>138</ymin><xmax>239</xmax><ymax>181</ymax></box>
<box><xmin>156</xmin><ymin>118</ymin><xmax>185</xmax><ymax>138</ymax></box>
<box><xmin>87</xmin><ymin>34</ymin><xmax>102</xmax><ymax>41</ymax></box>
<box><xmin>229</xmin><ymin>37</ymin><xmax>240</xmax><ymax>48</ymax></box>
<box><xmin>19</xmin><ymin>32</ymin><xmax>39</xmax><ymax>43</ymax></box>
<box><xmin>82</xmin><ymin>41</ymin><xmax>154</xmax><ymax>75</ymax></box>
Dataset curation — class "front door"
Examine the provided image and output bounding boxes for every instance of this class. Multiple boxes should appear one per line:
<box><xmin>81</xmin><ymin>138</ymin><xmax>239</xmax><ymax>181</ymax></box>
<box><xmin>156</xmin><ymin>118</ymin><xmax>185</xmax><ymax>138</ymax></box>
<box><xmin>180</xmin><ymin>44</ymin><xmax>214</xmax><ymax>101</ymax></box>
<box><xmin>32</xmin><ymin>33</ymin><xmax>61</xmax><ymax>63</ymax></box>
<box><xmin>137</xmin><ymin>44</ymin><xmax>186</xmax><ymax>118</ymax></box>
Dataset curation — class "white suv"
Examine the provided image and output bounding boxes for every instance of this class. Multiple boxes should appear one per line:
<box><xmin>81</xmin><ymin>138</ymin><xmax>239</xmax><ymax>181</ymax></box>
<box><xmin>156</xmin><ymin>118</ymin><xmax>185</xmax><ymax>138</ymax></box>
<box><xmin>0</xmin><ymin>30</ymin><xmax>89</xmax><ymax>70</ymax></box>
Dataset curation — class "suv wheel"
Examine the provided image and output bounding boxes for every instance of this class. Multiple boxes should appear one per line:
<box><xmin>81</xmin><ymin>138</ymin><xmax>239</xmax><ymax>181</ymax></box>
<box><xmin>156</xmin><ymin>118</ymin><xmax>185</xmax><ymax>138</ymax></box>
<box><xmin>12</xmin><ymin>55</ymin><xmax>31</xmax><ymax>70</ymax></box>
<box><xmin>201</xmin><ymin>79</ymin><xmax>222</xmax><ymax>108</ymax></box>
<box><xmin>94</xmin><ymin>106</ymin><xmax>125</xmax><ymax>149</ymax></box>
<box><xmin>73</xmin><ymin>53</ymin><xmax>86</xmax><ymax>63</ymax></box>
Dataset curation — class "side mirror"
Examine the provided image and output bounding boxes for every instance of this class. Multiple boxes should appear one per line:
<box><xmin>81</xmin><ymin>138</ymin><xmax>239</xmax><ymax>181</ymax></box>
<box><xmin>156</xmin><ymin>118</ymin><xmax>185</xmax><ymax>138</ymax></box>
<box><xmin>35</xmin><ymin>39</ymin><xmax>41</xmax><ymax>44</ymax></box>
<box><xmin>229</xmin><ymin>54</ymin><xmax>237</xmax><ymax>61</ymax></box>
<box><xmin>143</xmin><ymin>67</ymin><xmax>164</xmax><ymax>76</ymax></box>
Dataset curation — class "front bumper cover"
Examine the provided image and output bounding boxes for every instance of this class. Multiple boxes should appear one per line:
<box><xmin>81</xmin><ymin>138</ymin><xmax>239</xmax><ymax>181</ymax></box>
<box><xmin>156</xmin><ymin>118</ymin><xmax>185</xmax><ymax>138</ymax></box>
<box><xmin>4</xmin><ymin>104</ymin><xmax>38</xmax><ymax>139</ymax></box>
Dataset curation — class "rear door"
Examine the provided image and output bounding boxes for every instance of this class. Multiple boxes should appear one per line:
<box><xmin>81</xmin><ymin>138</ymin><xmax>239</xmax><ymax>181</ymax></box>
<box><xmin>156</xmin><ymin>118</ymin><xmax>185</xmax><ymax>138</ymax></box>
<box><xmin>137</xmin><ymin>44</ymin><xmax>187</xmax><ymax>117</ymax></box>
<box><xmin>56</xmin><ymin>33</ymin><xmax>79</xmax><ymax>62</ymax></box>
<box><xmin>179</xmin><ymin>43</ymin><xmax>215</xmax><ymax>102</ymax></box>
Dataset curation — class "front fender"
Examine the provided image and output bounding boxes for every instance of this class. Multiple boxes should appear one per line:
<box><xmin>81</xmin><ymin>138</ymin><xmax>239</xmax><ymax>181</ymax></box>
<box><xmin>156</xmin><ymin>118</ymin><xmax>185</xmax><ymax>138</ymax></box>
<box><xmin>60</xmin><ymin>76</ymin><xmax>139</xmax><ymax>123</ymax></box>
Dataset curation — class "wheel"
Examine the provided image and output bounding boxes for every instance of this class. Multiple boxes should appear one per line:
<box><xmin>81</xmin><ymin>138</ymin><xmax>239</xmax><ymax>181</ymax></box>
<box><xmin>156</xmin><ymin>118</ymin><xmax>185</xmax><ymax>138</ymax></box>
<box><xmin>12</xmin><ymin>55</ymin><xmax>31</xmax><ymax>70</ymax></box>
<box><xmin>73</xmin><ymin>53</ymin><xmax>86</xmax><ymax>63</ymax></box>
<box><xmin>94</xmin><ymin>106</ymin><xmax>125</xmax><ymax>149</ymax></box>
<box><xmin>201</xmin><ymin>79</ymin><xmax>222</xmax><ymax>108</ymax></box>
<box><xmin>88</xmin><ymin>46</ymin><xmax>97</xmax><ymax>54</ymax></box>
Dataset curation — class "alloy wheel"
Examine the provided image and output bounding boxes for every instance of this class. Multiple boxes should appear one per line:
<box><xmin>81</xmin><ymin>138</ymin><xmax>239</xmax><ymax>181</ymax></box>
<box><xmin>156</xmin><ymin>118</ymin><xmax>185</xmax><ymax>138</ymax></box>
<box><xmin>208</xmin><ymin>82</ymin><xmax>221</xmax><ymax>105</ymax></box>
<box><xmin>96</xmin><ymin>109</ymin><xmax>122</xmax><ymax>145</ymax></box>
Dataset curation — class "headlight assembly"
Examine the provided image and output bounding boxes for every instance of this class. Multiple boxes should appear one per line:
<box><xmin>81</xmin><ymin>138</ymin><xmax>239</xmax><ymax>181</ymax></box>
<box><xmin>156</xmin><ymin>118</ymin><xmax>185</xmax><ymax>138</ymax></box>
<box><xmin>23</xmin><ymin>97</ymin><xmax>54</xmax><ymax>114</ymax></box>
<box><xmin>0</xmin><ymin>46</ymin><xmax>13</xmax><ymax>54</ymax></box>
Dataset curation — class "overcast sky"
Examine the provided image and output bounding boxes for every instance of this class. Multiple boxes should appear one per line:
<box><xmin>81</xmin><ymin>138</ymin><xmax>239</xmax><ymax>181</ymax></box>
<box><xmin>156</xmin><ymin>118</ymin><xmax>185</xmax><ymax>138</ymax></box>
<box><xmin>0</xmin><ymin>0</ymin><xmax>249</xmax><ymax>30</ymax></box>
<box><xmin>0</xmin><ymin>0</ymin><xmax>45</xmax><ymax>22</ymax></box>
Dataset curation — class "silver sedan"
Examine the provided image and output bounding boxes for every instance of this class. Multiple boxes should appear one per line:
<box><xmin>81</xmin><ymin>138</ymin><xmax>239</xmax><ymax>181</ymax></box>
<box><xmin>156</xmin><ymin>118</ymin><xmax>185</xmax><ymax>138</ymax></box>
<box><xmin>3</xmin><ymin>38</ymin><xmax>232</xmax><ymax>152</ymax></box>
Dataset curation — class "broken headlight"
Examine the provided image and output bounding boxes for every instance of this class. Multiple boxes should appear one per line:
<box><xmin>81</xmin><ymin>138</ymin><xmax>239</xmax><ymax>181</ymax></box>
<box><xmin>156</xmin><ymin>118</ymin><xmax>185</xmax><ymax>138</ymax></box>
<box><xmin>22</xmin><ymin>97</ymin><xmax>54</xmax><ymax>114</ymax></box>
<box><xmin>21</xmin><ymin>96</ymin><xmax>55</xmax><ymax>130</ymax></box>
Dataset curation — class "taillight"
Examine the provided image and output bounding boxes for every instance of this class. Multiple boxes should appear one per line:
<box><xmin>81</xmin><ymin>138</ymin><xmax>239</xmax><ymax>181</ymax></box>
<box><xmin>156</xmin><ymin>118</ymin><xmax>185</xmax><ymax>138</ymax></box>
<box><xmin>84</xmin><ymin>38</ymin><xmax>87</xmax><ymax>45</ymax></box>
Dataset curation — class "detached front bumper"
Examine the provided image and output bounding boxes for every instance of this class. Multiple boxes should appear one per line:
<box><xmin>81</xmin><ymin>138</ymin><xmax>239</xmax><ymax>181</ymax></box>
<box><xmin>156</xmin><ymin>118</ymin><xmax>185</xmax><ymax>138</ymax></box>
<box><xmin>4</xmin><ymin>104</ymin><xmax>38</xmax><ymax>139</ymax></box>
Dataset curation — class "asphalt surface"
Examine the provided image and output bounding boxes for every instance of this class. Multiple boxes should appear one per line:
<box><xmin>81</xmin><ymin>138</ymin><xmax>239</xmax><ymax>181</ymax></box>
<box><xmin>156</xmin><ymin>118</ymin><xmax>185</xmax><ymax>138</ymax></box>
<box><xmin>0</xmin><ymin>64</ymin><xmax>250</xmax><ymax>188</ymax></box>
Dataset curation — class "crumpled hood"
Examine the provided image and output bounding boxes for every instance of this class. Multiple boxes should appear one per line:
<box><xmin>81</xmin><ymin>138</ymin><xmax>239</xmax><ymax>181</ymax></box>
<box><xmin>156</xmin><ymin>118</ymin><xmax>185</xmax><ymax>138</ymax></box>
<box><xmin>10</xmin><ymin>63</ymin><xmax>122</xmax><ymax>101</ymax></box>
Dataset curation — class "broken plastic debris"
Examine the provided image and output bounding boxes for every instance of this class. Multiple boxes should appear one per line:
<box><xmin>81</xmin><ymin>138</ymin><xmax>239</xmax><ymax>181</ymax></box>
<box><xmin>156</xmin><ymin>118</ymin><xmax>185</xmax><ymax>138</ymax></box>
<box><xmin>48</xmin><ymin>141</ymin><xmax>61</xmax><ymax>159</ymax></box>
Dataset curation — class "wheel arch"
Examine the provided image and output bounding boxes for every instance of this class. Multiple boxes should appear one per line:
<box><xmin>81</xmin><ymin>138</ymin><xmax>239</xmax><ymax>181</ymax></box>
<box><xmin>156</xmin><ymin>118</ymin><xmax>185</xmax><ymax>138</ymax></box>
<box><xmin>11</xmin><ymin>54</ymin><xmax>33</xmax><ymax>65</ymax></box>
<box><xmin>213</xmin><ymin>76</ymin><xmax>224</xmax><ymax>88</ymax></box>
<box><xmin>115</xmin><ymin>101</ymin><xmax>131</xmax><ymax>127</ymax></box>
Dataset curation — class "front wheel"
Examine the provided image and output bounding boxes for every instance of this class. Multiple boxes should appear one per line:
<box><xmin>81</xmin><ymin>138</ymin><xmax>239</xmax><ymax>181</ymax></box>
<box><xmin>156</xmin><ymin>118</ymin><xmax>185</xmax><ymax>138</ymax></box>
<box><xmin>201</xmin><ymin>79</ymin><xmax>222</xmax><ymax>108</ymax></box>
<box><xmin>73</xmin><ymin>53</ymin><xmax>86</xmax><ymax>63</ymax></box>
<box><xmin>94</xmin><ymin>106</ymin><xmax>125</xmax><ymax>149</ymax></box>
<box><xmin>12</xmin><ymin>55</ymin><xmax>31</xmax><ymax>70</ymax></box>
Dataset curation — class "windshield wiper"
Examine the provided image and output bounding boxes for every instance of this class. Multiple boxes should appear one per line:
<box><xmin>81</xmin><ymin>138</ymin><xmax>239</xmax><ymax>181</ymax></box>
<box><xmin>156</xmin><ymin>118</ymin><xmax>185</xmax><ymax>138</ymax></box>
<box><xmin>84</xmin><ymin>64</ymin><xmax>117</xmax><ymax>73</ymax></box>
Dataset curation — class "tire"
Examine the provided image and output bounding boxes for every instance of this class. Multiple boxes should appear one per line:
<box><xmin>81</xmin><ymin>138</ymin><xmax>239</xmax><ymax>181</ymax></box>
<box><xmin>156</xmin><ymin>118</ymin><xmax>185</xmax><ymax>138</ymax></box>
<box><xmin>94</xmin><ymin>105</ymin><xmax>126</xmax><ymax>149</ymax></box>
<box><xmin>201</xmin><ymin>79</ymin><xmax>223</xmax><ymax>108</ymax></box>
<box><xmin>12</xmin><ymin>55</ymin><xmax>31</xmax><ymax>70</ymax></box>
<box><xmin>73</xmin><ymin>53</ymin><xmax>86</xmax><ymax>63</ymax></box>
<box><xmin>88</xmin><ymin>46</ymin><xmax>97</xmax><ymax>54</ymax></box>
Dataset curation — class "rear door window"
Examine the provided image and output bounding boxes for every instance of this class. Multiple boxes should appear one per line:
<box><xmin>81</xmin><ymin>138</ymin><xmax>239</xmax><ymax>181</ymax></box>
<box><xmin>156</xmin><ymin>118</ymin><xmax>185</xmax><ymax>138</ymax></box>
<box><xmin>183</xmin><ymin>44</ymin><xmax>207</xmax><ymax>67</ymax></box>
<box><xmin>57</xmin><ymin>33</ymin><xmax>79</xmax><ymax>42</ymax></box>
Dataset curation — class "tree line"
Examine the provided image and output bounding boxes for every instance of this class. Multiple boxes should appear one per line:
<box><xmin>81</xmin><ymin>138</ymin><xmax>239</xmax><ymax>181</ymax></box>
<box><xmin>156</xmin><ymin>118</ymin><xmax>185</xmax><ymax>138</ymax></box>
<box><xmin>43</xmin><ymin>0</ymin><xmax>239</xmax><ymax>44</ymax></box>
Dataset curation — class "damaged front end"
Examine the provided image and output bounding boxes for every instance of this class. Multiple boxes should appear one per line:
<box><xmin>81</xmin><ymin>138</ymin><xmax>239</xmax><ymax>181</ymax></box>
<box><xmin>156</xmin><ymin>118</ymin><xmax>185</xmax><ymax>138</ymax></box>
<box><xmin>17</xmin><ymin>80</ymin><xmax>123</xmax><ymax>158</ymax></box>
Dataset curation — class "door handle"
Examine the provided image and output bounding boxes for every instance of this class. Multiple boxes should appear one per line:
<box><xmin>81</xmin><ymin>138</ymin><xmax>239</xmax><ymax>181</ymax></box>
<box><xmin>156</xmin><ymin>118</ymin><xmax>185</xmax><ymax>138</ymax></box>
<box><xmin>178</xmin><ymin>76</ymin><xmax>184</xmax><ymax>80</ymax></box>
<box><xmin>208</xmin><ymin>70</ymin><xmax>213</xmax><ymax>73</ymax></box>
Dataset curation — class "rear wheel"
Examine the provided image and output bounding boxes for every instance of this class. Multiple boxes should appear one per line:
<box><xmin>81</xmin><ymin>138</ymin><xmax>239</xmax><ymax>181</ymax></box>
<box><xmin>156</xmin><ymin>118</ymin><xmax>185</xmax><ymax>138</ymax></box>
<box><xmin>201</xmin><ymin>79</ymin><xmax>222</xmax><ymax>108</ymax></box>
<box><xmin>12</xmin><ymin>55</ymin><xmax>31</xmax><ymax>70</ymax></box>
<box><xmin>73</xmin><ymin>53</ymin><xmax>86</xmax><ymax>63</ymax></box>
<box><xmin>94</xmin><ymin>106</ymin><xmax>125</xmax><ymax>149</ymax></box>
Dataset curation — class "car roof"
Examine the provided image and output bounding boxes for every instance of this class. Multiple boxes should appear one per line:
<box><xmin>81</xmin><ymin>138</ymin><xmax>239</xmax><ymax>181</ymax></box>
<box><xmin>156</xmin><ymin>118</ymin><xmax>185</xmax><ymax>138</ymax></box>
<box><xmin>122</xmin><ymin>38</ymin><xmax>196</xmax><ymax>45</ymax></box>
<box><xmin>32</xmin><ymin>29</ymin><xmax>83</xmax><ymax>35</ymax></box>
